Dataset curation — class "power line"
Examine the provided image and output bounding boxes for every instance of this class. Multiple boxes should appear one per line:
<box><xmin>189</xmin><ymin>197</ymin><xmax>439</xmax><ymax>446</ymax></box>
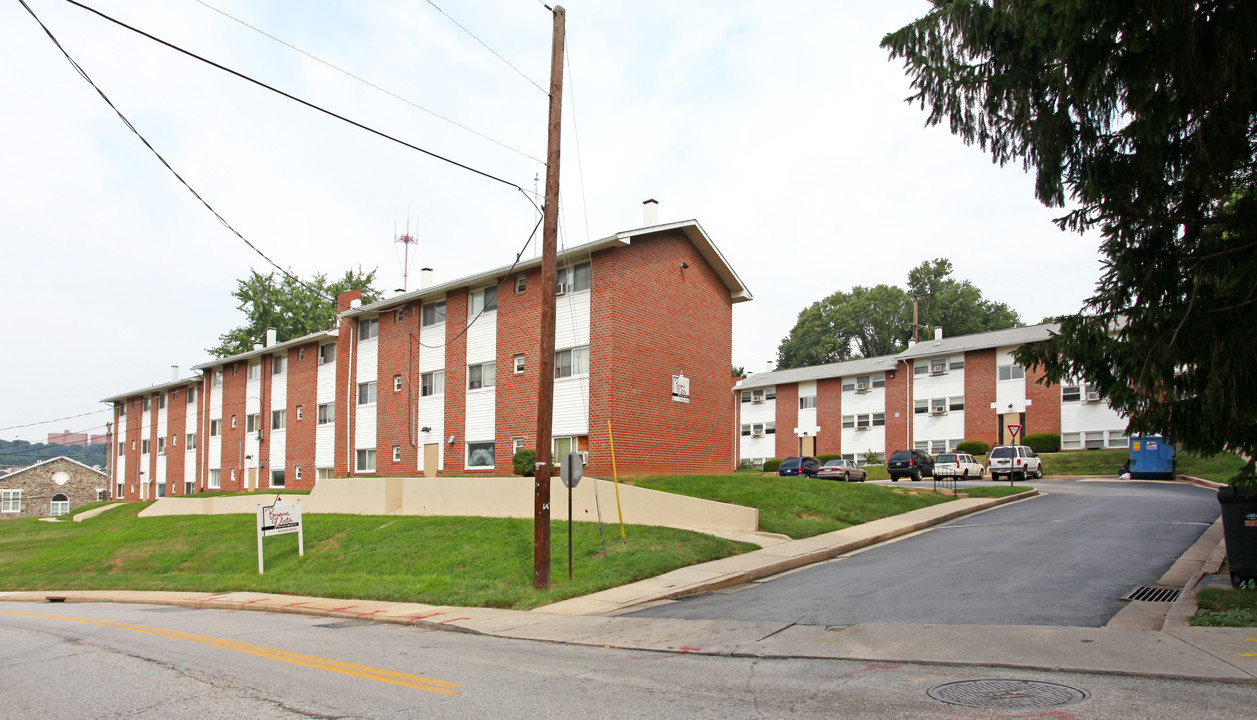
<box><xmin>0</xmin><ymin>408</ymin><xmax>112</xmax><ymax>433</ymax></box>
<box><xmin>422</xmin><ymin>0</ymin><xmax>549</xmax><ymax>95</ymax></box>
<box><xmin>56</xmin><ymin>0</ymin><xmax>539</xmax><ymax>208</ymax></box>
<box><xmin>191</xmin><ymin>0</ymin><xmax>544</xmax><ymax>165</ymax></box>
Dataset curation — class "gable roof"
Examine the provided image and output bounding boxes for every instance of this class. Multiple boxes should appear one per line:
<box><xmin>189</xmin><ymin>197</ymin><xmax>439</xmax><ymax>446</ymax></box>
<box><xmin>101</xmin><ymin>376</ymin><xmax>203</xmax><ymax>404</ymax></box>
<box><xmin>190</xmin><ymin>329</ymin><xmax>338</xmax><ymax>372</ymax></box>
<box><xmin>2</xmin><ymin>455</ymin><xmax>109</xmax><ymax>481</ymax></box>
<box><xmin>737</xmin><ymin>355</ymin><xmax>900</xmax><ymax>391</ymax></box>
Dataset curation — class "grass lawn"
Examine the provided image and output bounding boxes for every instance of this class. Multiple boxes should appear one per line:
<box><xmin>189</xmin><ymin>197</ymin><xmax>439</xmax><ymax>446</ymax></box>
<box><xmin>1191</xmin><ymin>585</ymin><xmax>1257</xmax><ymax>627</ymax></box>
<box><xmin>628</xmin><ymin>474</ymin><xmax>1025</xmax><ymax>538</ymax></box>
<box><xmin>0</xmin><ymin>504</ymin><xmax>751</xmax><ymax>610</ymax></box>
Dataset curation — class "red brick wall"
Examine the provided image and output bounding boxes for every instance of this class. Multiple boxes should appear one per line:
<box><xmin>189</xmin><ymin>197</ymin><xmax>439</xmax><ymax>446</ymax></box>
<box><xmin>334</xmin><ymin>291</ymin><xmax>361</xmax><ymax>477</ymax></box>
<box><xmin>287</xmin><ymin>343</ymin><xmax>318</xmax><ymax>489</ymax></box>
<box><xmin>166</xmin><ymin>388</ymin><xmax>187</xmax><ymax>494</ymax></box>
<box><xmin>378</xmin><ymin>303</ymin><xmax>419</xmax><ymax>475</ymax></box>
<box><xmin>123</xmin><ymin>399</ymin><xmax>141</xmax><ymax>500</ymax></box>
<box><xmin>258</xmin><ymin>356</ymin><xmax>272</xmax><ymax>486</ymax></box>
<box><xmin>884</xmin><ymin>361</ymin><xmax>910</xmax><ymax>452</ymax></box>
<box><xmin>496</xmin><ymin>271</ymin><xmax>541</xmax><ymax>472</ymax></box>
<box><xmin>442</xmin><ymin>289</ymin><xmax>470</xmax><ymax>475</ymax></box>
<box><xmin>774</xmin><ymin>384</ymin><xmax>799</xmax><ymax>458</ymax></box>
<box><xmin>964</xmin><ymin>349</ymin><xmax>998</xmax><ymax>448</ymax></box>
<box><xmin>1025</xmin><ymin>362</ymin><xmax>1062</xmax><ymax>438</ymax></box>
<box><xmin>588</xmin><ymin>231</ymin><xmax>734</xmax><ymax>475</ymax></box>
<box><xmin>816</xmin><ymin>378</ymin><xmax>844</xmax><ymax>456</ymax></box>
<box><xmin>221</xmin><ymin>362</ymin><xmax>246</xmax><ymax>490</ymax></box>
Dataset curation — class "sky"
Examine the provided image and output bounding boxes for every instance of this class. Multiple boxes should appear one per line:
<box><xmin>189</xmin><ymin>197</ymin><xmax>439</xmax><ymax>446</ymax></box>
<box><xmin>0</xmin><ymin>0</ymin><xmax>1106</xmax><ymax>443</ymax></box>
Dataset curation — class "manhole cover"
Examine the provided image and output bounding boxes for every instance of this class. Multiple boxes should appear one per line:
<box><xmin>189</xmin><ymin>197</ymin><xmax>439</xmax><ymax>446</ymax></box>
<box><xmin>927</xmin><ymin>679</ymin><xmax>1089</xmax><ymax>709</ymax></box>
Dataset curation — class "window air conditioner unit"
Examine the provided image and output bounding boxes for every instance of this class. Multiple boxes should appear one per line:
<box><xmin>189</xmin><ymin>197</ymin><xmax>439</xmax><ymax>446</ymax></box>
<box><xmin>855</xmin><ymin>425</ymin><xmax>870</xmax><ymax>431</ymax></box>
<box><xmin>578</xmin><ymin>451</ymin><xmax>589</xmax><ymax>464</ymax></box>
<box><xmin>555</xmin><ymin>283</ymin><xmax>568</xmax><ymax>296</ymax></box>
<box><xmin>930</xmin><ymin>407</ymin><xmax>946</xmax><ymax>415</ymax></box>
<box><xmin>752</xmin><ymin>432</ymin><xmax>764</xmax><ymax>438</ymax></box>
<box><xmin>1085</xmin><ymin>391</ymin><xmax>1101</xmax><ymax>402</ymax></box>
<box><xmin>855</xmin><ymin>383</ymin><xmax>869</xmax><ymax>393</ymax></box>
<box><xmin>752</xmin><ymin>398</ymin><xmax>764</xmax><ymax>404</ymax></box>
<box><xmin>930</xmin><ymin>367</ymin><xmax>946</xmax><ymax>375</ymax></box>
<box><xmin>317</xmin><ymin>356</ymin><xmax>326</xmax><ymax>365</ymax></box>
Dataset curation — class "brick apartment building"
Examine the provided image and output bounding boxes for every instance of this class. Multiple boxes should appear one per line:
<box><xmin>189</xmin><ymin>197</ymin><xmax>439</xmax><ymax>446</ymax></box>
<box><xmin>104</xmin><ymin>211</ymin><xmax>752</xmax><ymax>499</ymax></box>
<box><xmin>735</xmin><ymin>324</ymin><xmax>1129</xmax><ymax>466</ymax></box>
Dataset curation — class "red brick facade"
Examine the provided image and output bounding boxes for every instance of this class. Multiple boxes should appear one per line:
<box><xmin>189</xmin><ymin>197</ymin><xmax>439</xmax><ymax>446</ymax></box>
<box><xmin>287</xmin><ymin>342</ymin><xmax>319</xmax><ymax>489</ymax></box>
<box><xmin>774</xmin><ymin>384</ymin><xmax>799</xmax><ymax>458</ymax></box>
<box><xmin>964</xmin><ymin>349</ymin><xmax>999</xmax><ymax>449</ymax></box>
<box><xmin>1025</xmin><ymin>363</ymin><xmax>1062</xmax><ymax>439</ymax></box>
<box><xmin>816</xmin><ymin>378</ymin><xmax>844</xmax><ymax>456</ymax></box>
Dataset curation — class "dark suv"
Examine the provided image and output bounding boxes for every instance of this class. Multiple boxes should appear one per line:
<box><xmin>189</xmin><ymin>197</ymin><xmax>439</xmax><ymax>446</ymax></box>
<box><xmin>886</xmin><ymin>449</ymin><xmax>935</xmax><ymax>481</ymax></box>
<box><xmin>778</xmin><ymin>456</ymin><xmax>821</xmax><ymax>477</ymax></box>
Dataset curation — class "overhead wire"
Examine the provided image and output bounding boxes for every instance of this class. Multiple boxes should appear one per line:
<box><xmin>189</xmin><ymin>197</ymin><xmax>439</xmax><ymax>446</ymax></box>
<box><xmin>0</xmin><ymin>408</ymin><xmax>112</xmax><ymax>433</ymax></box>
<box><xmin>422</xmin><ymin>0</ymin><xmax>549</xmax><ymax>95</ymax></box>
<box><xmin>191</xmin><ymin>0</ymin><xmax>544</xmax><ymax>165</ymax></box>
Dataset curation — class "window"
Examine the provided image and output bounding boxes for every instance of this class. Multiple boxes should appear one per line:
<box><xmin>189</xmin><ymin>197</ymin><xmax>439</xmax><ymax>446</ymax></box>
<box><xmin>184</xmin><ymin>480</ymin><xmax>194</xmax><ymax>495</ymax></box>
<box><xmin>1085</xmin><ymin>431</ymin><xmax>1105</xmax><ymax>450</ymax></box>
<box><xmin>186</xmin><ymin>433</ymin><xmax>196</xmax><ymax>450</ymax></box>
<box><xmin>930</xmin><ymin>358</ymin><xmax>947</xmax><ymax>373</ymax></box>
<box><xmin>931</xmin><ymin>439</ymin><xmax>948</xmax><ymax>455</ymax></box>
<box><xmin>208</xmin><ymin>469</ymin><xmax>222</xmax><ymax>489</ymax></box>
<box><xmin>554</xmin><ymin>346</ymin><xmax>589</xmax><ymax>378</ymax></box>
<box><xmin>842</xmin><ymin>415</ymin><xmax>855</xmax><ymax>429</ymax></box>
<box><xmin>50</xmin><ymin>494</ymin><xmax>70</xmax><ymax>516</ymax></box>
<box><xmin>157</xmin><ymin>437</ymin><xmax>166</xmax><ymax>455</ymax></box>
<box><xmin>248</xmin><ymin>363</ymin><xmax>261</xmax><ymax>380</ymax></box>
<box><xmin>998</xmin><ymin>364</ymin><xmax>1025</xmax><ymax>381</ymax></box>
<box><xmin>1062</xmin><ymin>432</ymin><xmax>1082</xmax><ymax>450</ymax></box>
<box><xmin>131</xmin><ymin>439</ymin><xmax>135</xmax><ymax>450</ymax></box>
<box><xmin>214</xmin><ymin>370</ymin><xmax>224</xmax><ymax>386</ymax></box>
<box><xmin>765</xmin><ymin>388</ymin><xmax>776</xmax><ymax>400</ymax></box>
<box><xmin>856</xmin><ymin>414</ymin><xmax>872</xmax><ymax>429</ymax></box>
<box><xmin>158</xmin><ymin>395</ymin><xmax>167</xmax><ymax>410</ymax></box>
<box><xmin>270</xmin><ymin>470</ymin><xmax>285</xmax><ymax>487</ymax></box>
<box><xmin>392</xmin><ymin>445</ymin><xmax>401</xmax><ymax>462</ymax></box>
<box><xmin>358</xmin><ymin>381</ymin><xmax>378</xmax><ymax>405</ymax></box>
<box><xmin>119</xmin><ymin>405</ymin><xmax>126</xmax><ymax>417</ymax></box>
<box><xmin>914</xmin><ymin>399</ymin><xmax>928</xmax><ymax>414</ymax></box>
<box><xmin>914</xmin><ymin>440</ymin><xmax>929</xmax><ymax>451</ymax></box>
<box><xmin>949</xmin><ymin>396</ymin><xmax>965</xmax><ymax>411</ymax></box>
<box><xmin>143</xmin><ymin>398</ymin><xmax>151</xmax><ymax>412</ymax></box>
<box><xmin>842</xmin><ymin>381</ymin><xmax>855</xmax><ymax>392</ymax></box>
<box><xmin>299</xmin><ymin>348</ymin><xmax>306</xmax><ymax>361</ymax></box>
<box><xmin>468</xmin><ymin>442</ymin><xmax>495</xmax><ymax>468</ymax></box>
<box><xmin>872</xmin><ymin>412</ymin><xmax>885</xmax><ymax>427</ymax></box>
<box><xmin>556</xmin><ymin>261</ymin><xmax>591</xmax><ymax>292</ymax></box>
<box><xmin>272</xmin><ymin>409</ymin><xmax>286</xmax><ymax>430</ymax></box>
<box><xmin>469</xmin><ymin>363</ymin><xmax>496</xmax><ymax>390</ymax></box>
<box><xmin>233</xmin><ymin>364</ymin><xmax>239</xmax><ymax>376</ymax></box>
<box><xmin>394</xmin><ymin>374</ymin><xmax>403</xmax><ymax>392</ymax></box>
<box><xmin>317</xmin><ymin>403</ymin><xmax>335</xmax><ymax>424</ymax></box>
<box><xmin>470</xmin><ymin>285</ymin><xmax>498</xmax><ymax>314</ymax></box>
<box><xmin>117</xmin><ymin>442</ymin><xmax>124</xmax><ymax>457</ymax></box>
<box><xmin>231</xmin><ymin>415</ymin><xmax>237</xmax><ymax>429</ymax></box>
<box><xmin>246</xmin><ymin>414</ymin><xmax>260</xmax><ymax>433</ymax></box>
<box><xmin>513</xmin><ymin>437</ymin><xmax>525</xmax><ymax>455</ymax></box>
<box><xmin>741</xmin><ymin>424</ymin><xmax>752</xmax><ymax>436</ymax></box>
<box><xmin>356</xmin><ymin>448</ymin><xmax>376</xmax><ymax>472</ymax></box>
<box><xmin>395</xmin><ymin>307</ymin><xmax>407</xmax><ymax>323</ymax></box>
<box><xmin>141</xmin><ymin>439</ymin><xmax>150</xmax><ymax>454</ymax></box>
<box><xmin>319</xmin><ymin>344</ymin><xmax>336</xmax><ymax>365</ymax></box>
<box><xmin>751</xmin><ymin>389</ymin><xmax>764</xmax><ymax>403</ymax></box>
<box><xmin>741</xmin><ymin>391</ymin><xmax>752</xmax><ymax>402</ymax></box>
<box><xmin>751</xmin><ymin>423</ymin><xmax>765</xmax><ymax>436</ymax></box>
<box><xmin>931</xmin><ymin>398</ymin><xmax>947</xmax><ymax>413</ymax></box>
<box><xmin>210</xmin><ymin>419</ymin><xmax>221</xmax><ymax>436</ymax></box>
<box><xmin>422</xmin><ymin>300</ymin><xmax>446</xmax><ymax>326</ymax></box>
<box><xmin>188</xmin><ymin>387</ymin><xmax>197</xmax><ymax>404</ymax></box>
<box><xmin>317</xmin><ymin>468</ymin><xmax>334</xmax><ymax>480</ymax></box>
<box><xmin>295</xmin><ymin>466</ymin><xmax>303</xmax><ymax>481</ymax></box>
<box><xmin>515</xmin><ymin>275</ymin><xmax>527</xmax><ymax>293</ymax></box>
<box><xmin>765</xmin><ymin>421</ymin><xmax>776</xmax><ymax>434</ymax></box>
<box><xmin>1108</xmin><ymin>432</ymin><xmax>1129</xmax><ymax>448</ymax></box>
<box><xmin>421</xmin><ymin>371</ymin><xmax>444</xmax><ymax>397</ymax></box>
<box><xmin>156</xmin><ymin>483</ymin><xmax>166</xmax><ymax>498</ymax></box>
<box><xmin>1</xmin><ymin>490</ymin><xmax>22</xmax><ymax>513</ymax></box>
<box><xmin>857</xmin><ymin>376</ymin><xmax>871</xmax><ymax>388</ymax></box>
<box><xmin>950</xmin><ymin>357</ymin><xmax>965</xmax><ymax>370</ymax></box>
<box><xmin>514</xmin><ymin>354</ymin><xmax>525</xmax><ymax>374</ymax></box>
<box><xmin>872</xmin><ymin>377</ymin><xmax>885</xmax><ymax>388</ymax></box>
<box><xmin>230</xmin><ymin>468</ymin><xmax>237</xmax><ymax>483</ymax></box>
<box><xmin>360</xmin><ymin>317</ymin><xmax>379</xmax><ymax>340</ymax></box>
<box><xmin>296</xmin><ymin>405</ymin><xmax>303</xmax><ymax>421</ymax></box>
<box><xmin>273</xmin><ymin>355</ymin><xmax>286</xmax><ymax>375</ymax></box>
<box><xmin>914</xmin><ymin>362</ymin><xmax>928</xmax><ymax>375</ymax></box>
<box><xmin>1062</xmin><ymin>384</ymin><xmax>1082</xmax><ymax>403</ymax></box>
<box><xmin>799</xmin><ymin>395</ymin><xmax>817</xmax><ymax>410</ymax></box>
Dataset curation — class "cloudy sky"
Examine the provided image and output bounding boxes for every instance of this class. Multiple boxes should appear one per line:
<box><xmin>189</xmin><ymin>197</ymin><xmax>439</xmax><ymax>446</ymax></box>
<box><xmin>0</xmin><ymin>0</ymin><xmax>1105</xmax><ymax>443</ymax></box>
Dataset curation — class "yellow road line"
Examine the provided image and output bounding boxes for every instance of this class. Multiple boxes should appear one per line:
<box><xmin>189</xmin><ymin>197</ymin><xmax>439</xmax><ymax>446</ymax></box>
<box><xmin>0</xmin><ymin>610</ymin><xmax>460</xmax><ymax>695</ymax></box>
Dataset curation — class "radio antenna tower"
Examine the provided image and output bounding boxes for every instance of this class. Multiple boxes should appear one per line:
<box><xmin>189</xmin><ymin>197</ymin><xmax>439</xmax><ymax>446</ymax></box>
<box><xmin>394</xmin><ymin>214</ymin><xmax>418</xmax><ymax>292</ymax></box>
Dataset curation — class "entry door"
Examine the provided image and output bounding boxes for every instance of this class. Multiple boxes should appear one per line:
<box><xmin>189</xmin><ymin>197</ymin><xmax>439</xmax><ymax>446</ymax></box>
<box><xmin>248</xmin><ymin>468</ymin><xmax>258</xmax><ymax>491</ymax></box>
<box><xmin>423</xmin><ymin>443</ymin><xmax>439</xmax><ymax>477</ymax></box>
<box><xmin>799</xmin><ymin>436</ymin><xmax>815</xmax><ymax>456</ymax></box>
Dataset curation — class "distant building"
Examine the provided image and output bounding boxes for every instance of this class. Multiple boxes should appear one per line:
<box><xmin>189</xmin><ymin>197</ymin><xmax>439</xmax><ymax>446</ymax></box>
<box><xmin>46</xmin><ymin>430</ymin><xmax>90</xmax><ymax>447</ymax></box>
<box><xmin>0</xmin><ymin>456</ymin><xmax>110</xmax><ymax>519</ymax></box>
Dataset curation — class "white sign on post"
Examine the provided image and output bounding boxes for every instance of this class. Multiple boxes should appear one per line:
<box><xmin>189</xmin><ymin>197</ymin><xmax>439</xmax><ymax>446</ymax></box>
<box><xmin>672</xmin><ymin>373</ymin><xmax>690</xmax><ymax>403</ymax></box>
<box><xmin>257</xmin><ymin>496</ymin><xmax>303</xmax><ymax>574</ymax></box>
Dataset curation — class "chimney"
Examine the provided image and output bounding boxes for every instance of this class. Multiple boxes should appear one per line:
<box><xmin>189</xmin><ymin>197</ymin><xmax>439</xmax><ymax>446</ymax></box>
<box><xmin>765</xmin><ymin>360</ymin><xmax>775</xmax><ymax>373</ymax></box>
<box><xmin>420</xmin><ymin>268</ymin><xmax>433</xmax><ymax>289</ymax></box>
<box><xmin>934</xmin><ymin>327</ymin><xmax>943</xmax><ymax>341</ymax></box>
<box><xmin>170</xmin><ymin>365</ymin><xmax>179</xmax><ymax>382</ymax></box>
<box><xmin>253</xmin><ymin>342</ymin><xmax>263</xmax><ymax>351</ymax></box>
<box><xmin>350</xmin><ymin>298</ymin><xmax>362</xmax><ymax>309</ymax></box>
<box><xmin>643</xmin><ymin>198</ymin><xmax>659</xmax><ymax>226</ymax></box>
<box><xmin>265</xmin><ymin>327</ymin><xmax>277</xmax><ymax>347</ymax></box>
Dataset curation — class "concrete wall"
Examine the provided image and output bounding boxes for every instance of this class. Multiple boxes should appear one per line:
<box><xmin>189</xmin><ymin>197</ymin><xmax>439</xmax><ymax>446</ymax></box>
<box><xmin>138</xmin><ymin>476</ymin><xmax>758</xmax><ymax>535</ymax></box>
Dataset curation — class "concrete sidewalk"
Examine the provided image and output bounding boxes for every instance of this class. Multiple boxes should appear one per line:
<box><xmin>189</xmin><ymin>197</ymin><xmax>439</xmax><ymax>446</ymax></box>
<box><xmin>4</xmin><ymin>486</ymin><xmax>1253</xmax><ymax>684</ymax></box>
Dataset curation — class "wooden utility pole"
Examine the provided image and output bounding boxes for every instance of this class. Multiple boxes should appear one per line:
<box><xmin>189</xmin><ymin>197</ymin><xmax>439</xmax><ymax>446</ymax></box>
<box><xmin>533</xmin><ymin>5</ymin><xmax>565</xmax><ymax>590</ymax></box>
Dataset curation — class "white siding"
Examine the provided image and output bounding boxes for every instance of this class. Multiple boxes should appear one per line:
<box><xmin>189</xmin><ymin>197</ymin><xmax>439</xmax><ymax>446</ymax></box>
<box><xmin>994</xmin><ymin>346</ymin><xmax>1029</xmax><ymax>412</ymax></box>
<box><xmin>738</xmin><ymin>389</ymin><xmax>776</xmax><ymax>461</ymax></box>
<box><xmin>271</xmin><ymin>358</ymin><xmax>288</xmax><ymax>473</ymax></box>
<box><xmin>184</xmin><ymin>445</ymin><xmax>196</xmax><ymax>486</ymax></box>
<box><xmin>419</xmin><ymin>324</ymin><xmax>444</xmax><ymax>373</ymax></box>
<box><xmin>416</xmin><ymin>396</ymin><xmax>444</xmax><ymax>472</ymax></box>
<box><xmin>355</xmin><ymin>334</ymin><xmax>378</xmax><ymax>454</ymax></box>
<box><xmin>796</xmin><ymin>380</ymin><xmax>819</xmax><ymax>435</ymax></box>
<box><xmin>466</xmin><ymin>312</ymin><xmax>496</xmax><ymax>365</ymax></box>
<box><xmin>208</xmin><ymin>378</ymin><xmax>223</xmax><ymax>471</ymax></box>
<box><xmin>315</xmin><ymin>352</ymin><xmax>336</xmax><ymax>470</ymax></box>
<box><xmin>553</xmin><ymin>377</ymin><xmax>588</xmax><ymax>436</ymax></box>
<box><xmin>555</xmin><ymin>289</ymin><xmax>591</xmax><ymax>349</ymax></box>
<box><xmin>841</xmin><ymin>374</ymin><xmax>887</xmax><ymax>459</ymax></box>
<box><xmin>466</xmin><ymin>388</ymin><xmax>496</xmax><ymax>443</ymax></box>
<box><xmin>246</xmin><ymin>364</ymin><xmax>262</xmax><ymax>489</ymax></box>
<box><xmin>115</xmin><ymin>411</ymin><xmax>126</xmax><ymax>483</ymax></box>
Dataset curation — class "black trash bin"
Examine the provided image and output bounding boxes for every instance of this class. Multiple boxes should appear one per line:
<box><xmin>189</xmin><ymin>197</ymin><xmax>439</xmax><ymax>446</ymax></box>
<box><xmin>1217</xmin><ymin>485</ymin><xmax>1257</xmax><ymax>587</ymax></box>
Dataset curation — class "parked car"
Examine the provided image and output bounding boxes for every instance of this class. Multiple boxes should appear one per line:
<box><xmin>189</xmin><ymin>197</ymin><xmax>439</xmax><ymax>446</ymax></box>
<box><xmin>886</xmin><ymin>449</ymin><xmax>935</xmax><ymax>481</ymax></box>
<box><xmin>778</xmin><ymin>456</ymin><xmax>821</xmax><ymax>477</ymax></box>
<box><xmin>988</xmin><ymin>445</ymin><xmax>1043</xmax><ymax>480</ymax></box>
<box><xmin>933</xmin><ymin>452</ymin><xmax>985</xmax><ymax>480</ymax></box>
<box><xmin>817</xmin><ymin>459</ymin><xmax>867</xmax><ymax>482</ymax></box>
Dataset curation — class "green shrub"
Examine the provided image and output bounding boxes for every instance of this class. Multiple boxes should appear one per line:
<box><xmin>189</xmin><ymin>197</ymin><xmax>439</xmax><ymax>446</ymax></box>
<box><xmin>762</xmin><ymin>458</ymin><xmax>782</xmax><ymax>472</ymax></box>
<box><xmin>816</xmin><ymin>454</ymin><xmax>842</xmax><ymax>463</ymax></box>
<box><xmin>1023</xmin><ymin>433</ymin><xmax>1061</xmax><ymax>453</ymax></box>
<box><xmin>861</xmin><ymin>450</ymin><xmax>883</xmax><ymax>465</ymax></box>
<box><xmin>513</xmin><ymin>449</ymin><xmax>536</xmax><ymax>477</ymax></box>
<box><xmin>956</xmin><ymin>440</ymin><xmax>989</xmax><ymax>456</ymax></box>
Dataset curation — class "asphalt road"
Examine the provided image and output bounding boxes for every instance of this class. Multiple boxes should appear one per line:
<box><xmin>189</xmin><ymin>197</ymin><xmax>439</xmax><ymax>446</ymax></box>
<box><xmin>629</xmin><ymin>478</ymin><xmax>1221</xmax><ymax>627</ymax></box>
<box><xmin>0</xmin><ymin>602</ymin><xmax>1251</xmax><ymax>720</ymax></box>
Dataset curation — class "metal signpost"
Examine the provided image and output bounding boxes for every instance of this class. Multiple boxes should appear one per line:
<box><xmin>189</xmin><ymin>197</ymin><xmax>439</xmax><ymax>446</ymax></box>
<box><xmin>1007</xmin><ymin>425</ymin><xmax>1022</xmax><ymax>487</ymax></box>
<box><xmin>257</xmin><ymin>496</ymin><xmax>303</xmax><ymax>574</ymax></box>
<box><xmin>560</xmin><ymin>451</ymin><xmax>584</xmax><ymax>581</ymax></box>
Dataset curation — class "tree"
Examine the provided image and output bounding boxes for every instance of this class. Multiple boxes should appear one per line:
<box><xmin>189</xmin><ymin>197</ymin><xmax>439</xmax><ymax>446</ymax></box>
<box><xmin>775</xmin><ymin>260</ymin><xmax>1019</xmax><ymax>369</ymax></box>
<box><xmin>208</xmin><ymin>268</ymin><xmax>381</xmax><ymax>358</ymax></box>
<box><xmin>883</xmin><ymin>2</ymin><xmax>1257</xmax><ymax>482</ymax></box>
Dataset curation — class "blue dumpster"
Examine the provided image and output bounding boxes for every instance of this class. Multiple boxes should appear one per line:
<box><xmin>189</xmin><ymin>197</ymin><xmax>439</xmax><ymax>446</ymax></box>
<box><xmin>1129</xmin><ymin>435</ymin><xmax>1176</xmax><ymax>480</ymax></box>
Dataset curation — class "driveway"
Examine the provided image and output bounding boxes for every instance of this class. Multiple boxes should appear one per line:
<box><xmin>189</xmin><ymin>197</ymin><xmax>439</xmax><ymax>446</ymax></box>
<box><xmin>627</xmin><ymin>478</ymin><xmax>1220</xmax><ymax>627</ymax></box>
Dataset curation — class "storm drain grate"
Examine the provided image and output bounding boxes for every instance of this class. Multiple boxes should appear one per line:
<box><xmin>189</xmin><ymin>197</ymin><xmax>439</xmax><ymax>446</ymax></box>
<box><xmin>928</xmin><ymin>679</ymin><xmax>1089</xmax><ymax>709</ymax></box>
<box><xmin>1121</xmin><ymin>585</ymin><xmax>1182</xmax><ymax>602</ymax></box>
